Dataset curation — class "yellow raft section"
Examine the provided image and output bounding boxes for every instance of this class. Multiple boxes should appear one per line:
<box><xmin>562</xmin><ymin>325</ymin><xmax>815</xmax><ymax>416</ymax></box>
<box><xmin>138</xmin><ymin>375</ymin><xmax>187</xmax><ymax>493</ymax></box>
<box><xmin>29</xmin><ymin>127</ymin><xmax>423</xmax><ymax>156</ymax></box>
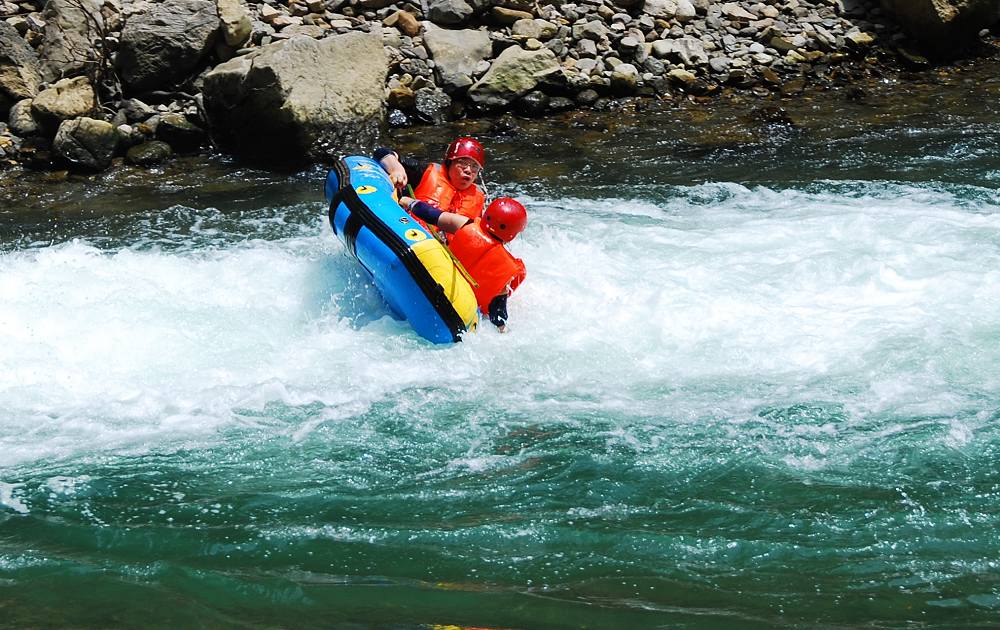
<box><xmin>407</xmin><ymin>229</ymin><xmax>479</xmax><ymax>335</ymax></box>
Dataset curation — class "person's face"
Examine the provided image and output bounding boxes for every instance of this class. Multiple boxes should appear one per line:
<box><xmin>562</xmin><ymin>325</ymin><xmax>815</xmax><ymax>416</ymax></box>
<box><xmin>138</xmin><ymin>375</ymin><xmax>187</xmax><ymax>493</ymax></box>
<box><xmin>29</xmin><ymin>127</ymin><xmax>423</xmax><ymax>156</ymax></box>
<box><xmin>447</xmin><ymin>157</ymin><xmax>481</xmax><ymax>190</ymax></box>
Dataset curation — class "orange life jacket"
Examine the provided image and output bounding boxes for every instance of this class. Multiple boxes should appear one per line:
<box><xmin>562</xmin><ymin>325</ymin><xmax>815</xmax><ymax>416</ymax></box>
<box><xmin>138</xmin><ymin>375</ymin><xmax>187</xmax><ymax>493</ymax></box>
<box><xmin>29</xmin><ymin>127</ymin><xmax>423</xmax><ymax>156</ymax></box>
<box><xmin>447</xmin><ymin>218</ymin><xmax>526</xmax><ymax>314</ymax></box>
<box><xmin>412</xmin><ymin>163</ymin><xmax>485</xmax><ymax>220</ymax></box>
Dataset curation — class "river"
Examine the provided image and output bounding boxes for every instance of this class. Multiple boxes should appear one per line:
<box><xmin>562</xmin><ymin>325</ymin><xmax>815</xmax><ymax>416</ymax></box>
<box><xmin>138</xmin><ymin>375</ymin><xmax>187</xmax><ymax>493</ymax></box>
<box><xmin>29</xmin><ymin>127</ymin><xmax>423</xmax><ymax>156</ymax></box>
<box><xmin>1</xmin><ymin>64</ymin><xmax>999</xmax><ymax>627</ymax></box>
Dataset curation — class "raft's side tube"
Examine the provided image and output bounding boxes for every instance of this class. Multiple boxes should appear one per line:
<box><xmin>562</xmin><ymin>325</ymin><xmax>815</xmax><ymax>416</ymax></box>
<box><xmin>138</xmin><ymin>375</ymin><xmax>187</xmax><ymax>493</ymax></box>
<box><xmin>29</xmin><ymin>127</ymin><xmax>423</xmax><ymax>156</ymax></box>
<box><xmin>325</xmin><ymin>156</ymin><xmax>478</xmax><ymax>344</ymax></box>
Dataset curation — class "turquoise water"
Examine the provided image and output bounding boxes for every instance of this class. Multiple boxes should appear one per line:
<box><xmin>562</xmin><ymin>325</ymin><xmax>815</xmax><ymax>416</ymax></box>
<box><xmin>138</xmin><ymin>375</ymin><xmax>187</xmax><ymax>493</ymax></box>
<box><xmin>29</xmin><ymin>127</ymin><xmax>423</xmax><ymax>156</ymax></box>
<box><xmin>2</xmin><ymin>90</ymin><xmax>1000</xmax><ymax>627</ymax></box>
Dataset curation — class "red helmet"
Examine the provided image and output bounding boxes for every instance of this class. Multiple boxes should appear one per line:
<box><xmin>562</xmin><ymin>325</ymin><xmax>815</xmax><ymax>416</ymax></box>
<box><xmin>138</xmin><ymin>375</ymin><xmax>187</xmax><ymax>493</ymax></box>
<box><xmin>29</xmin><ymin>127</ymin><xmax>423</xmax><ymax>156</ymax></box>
<box><xmin>445</xmin><ymin>137</ymin><xmax>485</xmax><ymax>168</ymax></box>
<box><xmin>483</xmin><ymin>197</ymin><xmax>527</xmax><ymax>242</ymax></box>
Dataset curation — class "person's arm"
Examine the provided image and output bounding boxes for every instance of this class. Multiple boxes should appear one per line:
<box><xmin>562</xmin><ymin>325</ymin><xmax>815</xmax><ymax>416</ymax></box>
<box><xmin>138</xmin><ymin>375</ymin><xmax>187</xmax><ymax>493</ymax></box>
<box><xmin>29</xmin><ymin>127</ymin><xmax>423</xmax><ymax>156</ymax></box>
<box><xmin>374</xmin><ymin>147</ymin><xmax>407</xmax><ymax>189</ymax></box>
<box><xmin>373</xmin><ymin>148</ymin><xmax>425</xmax><ymax>190</ymax></box>
<box><xmin>487</xmin><ymin>294</ymin><xmax>509</xmax><ymax>333</ymax></box>
<box><xmin>398</xmin><ymin>196</ymin><xmax>471</xmax><ymax>234</ymax></box>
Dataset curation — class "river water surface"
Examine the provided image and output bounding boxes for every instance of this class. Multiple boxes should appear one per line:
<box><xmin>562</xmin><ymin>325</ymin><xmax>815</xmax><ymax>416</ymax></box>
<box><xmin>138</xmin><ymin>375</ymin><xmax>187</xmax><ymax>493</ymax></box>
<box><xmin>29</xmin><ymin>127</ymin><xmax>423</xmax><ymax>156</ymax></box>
<box><xmin>2</xmin><ymin>67</ymin><xmax>1000</xmax><ymax>628</ymax></box>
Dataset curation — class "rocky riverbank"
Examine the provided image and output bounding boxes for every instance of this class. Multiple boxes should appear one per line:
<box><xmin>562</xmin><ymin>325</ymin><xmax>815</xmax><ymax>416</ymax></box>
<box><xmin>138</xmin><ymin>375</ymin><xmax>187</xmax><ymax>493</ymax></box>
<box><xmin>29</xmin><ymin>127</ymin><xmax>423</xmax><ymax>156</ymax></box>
<box><xmin>0</xmin><ymin>0</ymin><xmax>997</xmax><ymax>173</ymax></box>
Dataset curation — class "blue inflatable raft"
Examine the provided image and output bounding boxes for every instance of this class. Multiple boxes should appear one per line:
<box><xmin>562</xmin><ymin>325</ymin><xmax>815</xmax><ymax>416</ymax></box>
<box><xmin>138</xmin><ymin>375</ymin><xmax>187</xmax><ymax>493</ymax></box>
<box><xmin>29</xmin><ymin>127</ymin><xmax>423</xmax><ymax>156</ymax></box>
<box><xmin>324</xmin><ymin>156</ymin><xmax>479</xmax><ymax>343</ymax></box>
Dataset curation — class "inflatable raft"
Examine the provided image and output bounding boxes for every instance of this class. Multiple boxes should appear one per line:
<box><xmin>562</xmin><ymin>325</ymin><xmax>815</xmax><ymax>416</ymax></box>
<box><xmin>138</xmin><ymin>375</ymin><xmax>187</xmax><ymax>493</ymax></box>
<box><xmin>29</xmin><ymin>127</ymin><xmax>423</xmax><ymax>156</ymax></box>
<box><xmin>324</xmin><ymin>156</ymin><xmax>479</xmax><ymax>343</ymax></box>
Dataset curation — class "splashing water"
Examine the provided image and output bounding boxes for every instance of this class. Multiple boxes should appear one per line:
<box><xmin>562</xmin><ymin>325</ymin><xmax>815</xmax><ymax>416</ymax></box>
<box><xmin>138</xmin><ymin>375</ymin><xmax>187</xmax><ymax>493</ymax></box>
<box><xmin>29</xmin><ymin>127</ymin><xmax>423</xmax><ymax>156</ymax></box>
<box><xmin>2</xmin><ymin>115</ymin><xmax>1000</xmax><ymax>627</ymax></box>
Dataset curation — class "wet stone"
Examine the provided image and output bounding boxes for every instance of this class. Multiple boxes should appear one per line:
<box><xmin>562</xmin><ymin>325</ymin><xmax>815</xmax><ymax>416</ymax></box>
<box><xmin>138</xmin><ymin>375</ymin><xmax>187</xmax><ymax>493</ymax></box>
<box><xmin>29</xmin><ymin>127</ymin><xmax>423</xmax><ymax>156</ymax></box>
<box><xmin>387</xmin><ymin>108</ymin><xmax>410</xmax><ymax>127</ymax></box>
<box><xmin>515</xmin><ymin>89</ymin><xmax>549</xmax><ymax>115</ymax></box>
<box><xmin>575</xmin><ymin>87</ymin><xmax>600</xmax><ymax>105</ymax></box>
<box><xmin>125</xmin><ymin>140</ymin><xmax>173</xmax><ymax>167</ymax></box>
<box><xmin>413</xmin><ymin>86</ymin><xmax>451</xmax><ymax>124</ymax></box>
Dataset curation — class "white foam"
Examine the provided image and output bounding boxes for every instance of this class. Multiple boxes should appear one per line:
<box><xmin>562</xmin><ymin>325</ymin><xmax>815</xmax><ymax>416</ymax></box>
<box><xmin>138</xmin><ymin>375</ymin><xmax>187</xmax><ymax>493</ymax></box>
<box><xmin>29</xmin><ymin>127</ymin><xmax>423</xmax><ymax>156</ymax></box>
<box><xmin>1</xmin><ymin>182</ymin><xmax>998</xmax><ymax>468</ymax></box>
<box><xmin>0</xmin><ymin>482</ymin><xmax>29</xmax><ymax>514</ymax></box>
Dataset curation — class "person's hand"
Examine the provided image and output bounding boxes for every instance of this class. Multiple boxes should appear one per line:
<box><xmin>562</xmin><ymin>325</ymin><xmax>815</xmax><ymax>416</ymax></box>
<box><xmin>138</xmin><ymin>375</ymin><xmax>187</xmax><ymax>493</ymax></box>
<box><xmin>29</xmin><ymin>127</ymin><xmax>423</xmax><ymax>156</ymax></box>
<box><xmin>380</xmin><ymin>154</ymin><xmax>407</xmax><ymax>189</ymax></box>
<box><xmin>398</xmin><ymin>195</ymin><xmax>415</xmax><ymax>210</ymax></box>
<box><xmin>496</xmin><ymin>324</ymin><xmax>508</xmax><ymax>334</ymax></box>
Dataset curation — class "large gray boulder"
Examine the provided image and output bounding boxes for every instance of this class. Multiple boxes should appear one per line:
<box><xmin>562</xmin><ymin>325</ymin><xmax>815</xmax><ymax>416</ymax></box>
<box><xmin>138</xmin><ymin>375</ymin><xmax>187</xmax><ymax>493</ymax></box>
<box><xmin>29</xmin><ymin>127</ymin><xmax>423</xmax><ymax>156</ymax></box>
<box><xmin>0</xmin><ymin>21</ymin><xmax>43</xmax><ymax>106</ymax></box>
<box><xmin>467</xmin><ymin>45</ymin><xmax>562</xmax><ymax>108</ymax></box>
<box><xmin>881</xmin><ymin>0</ymin><xmax>1000</xmax><ymax>55</ymax></box>
<box><xmin>422</xmin><ymin>23</ymin><xmax>491</xmax><ymax>92</ymax></box>
<box><xmin>117</xmin><ymin>0</ymin><xmax>219</xmax><ymax>94</ymax></box>
<box><xmin>201</xmin><ymin>32</ymin><xmax>387</xmax><ymax>163</ymax></box>
<box><xmin>31</xmin><ymin>76</ymin><xmax>96</xmax><ymax>132</ymax></box>
<box><xmin>39</xmin><ymin>0</ymin><xmax>104</xmax><ymax>81</ymax></box>
<box><xmin>53</xmin><ymin>116</ymin><xmax>119</xmax><ymax>170</ymax></box>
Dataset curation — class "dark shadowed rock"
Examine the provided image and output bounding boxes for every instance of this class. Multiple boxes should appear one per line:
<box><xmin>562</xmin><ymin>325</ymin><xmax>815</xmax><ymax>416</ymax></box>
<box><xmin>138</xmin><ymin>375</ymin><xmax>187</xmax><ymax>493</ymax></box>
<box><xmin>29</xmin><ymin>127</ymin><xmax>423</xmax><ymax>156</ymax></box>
<box><xmin>0</xmin><ymin>21</ymin><xmax>42</xmax><ymax>103</ymax></box>
<box><xmin>387</xmin><ymin>108</ymin><xmax>411</xmax><ymax>127</ymax></box>
<box><xmin>18</xmin><ymin>136</ymin><xmax>53</xmax><ymax>168</ymax></box>
<box><xmin>515</xmin><ymin>89</ymin><xmax>548</xmax><ymax>115</ymax></box>
<box><xmin>547</xmin><ymin>96</ymin><xmax>576</xmax><ymax>111</ymax></box>
<box><xmin>117</xmin><ymin>0</ymin><xmax>219</xmax><ymax>94</ymax></box>
<box><xmin>575</xmin><ymin>88</ymin><xmax>600</xmax><ymax>106</ymax></box>
<box><xmin>488</xmin><ymin>113</ymin><xmax>520</xmax><ymax>135</ymax></box>
<box><xmin>155</xmin><ymin>113</ymin><xmax>207</xmax><ymax>153</ymax></box>
<box><xmin>53</xmin><ymin>116</ymin><xmax>118</xmax><ymax>170</ymax></box>
<box><xmin>120</xmin><ymin>98</ymin><xmax>156</xmax><ymax>123</ymax></box>
<box><xmin>610</xmin><ymin>0</ymin><xmax>644</xmax><ymax>11</ymax></box>
<box><xmin>881</xmin><ymin>0</ymin><xmax>1000</xmax><ymax>56</ymax></box>
<box><xmin>202</xmin><ymin>32</ymin><xmax>387</xmax><ymax>164</ymax></box>
<box><xmin>747</xmin><ymin>105</ymin><xmax>796</xmax><ymax>126</ymax></box>
<box><xmin>427</xmin><ymin>0</ymin><xmax>474</xmax><ymax>25</ymax></box>
<box><xmin>126</xmin><ymin>140</ymin><xmax>173</xmax><ymax>166</ymax></box>
<box><xmin>413</xmin><ymin>86</ymin><xmax>452</xmax><ymax>124</ymax></box>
